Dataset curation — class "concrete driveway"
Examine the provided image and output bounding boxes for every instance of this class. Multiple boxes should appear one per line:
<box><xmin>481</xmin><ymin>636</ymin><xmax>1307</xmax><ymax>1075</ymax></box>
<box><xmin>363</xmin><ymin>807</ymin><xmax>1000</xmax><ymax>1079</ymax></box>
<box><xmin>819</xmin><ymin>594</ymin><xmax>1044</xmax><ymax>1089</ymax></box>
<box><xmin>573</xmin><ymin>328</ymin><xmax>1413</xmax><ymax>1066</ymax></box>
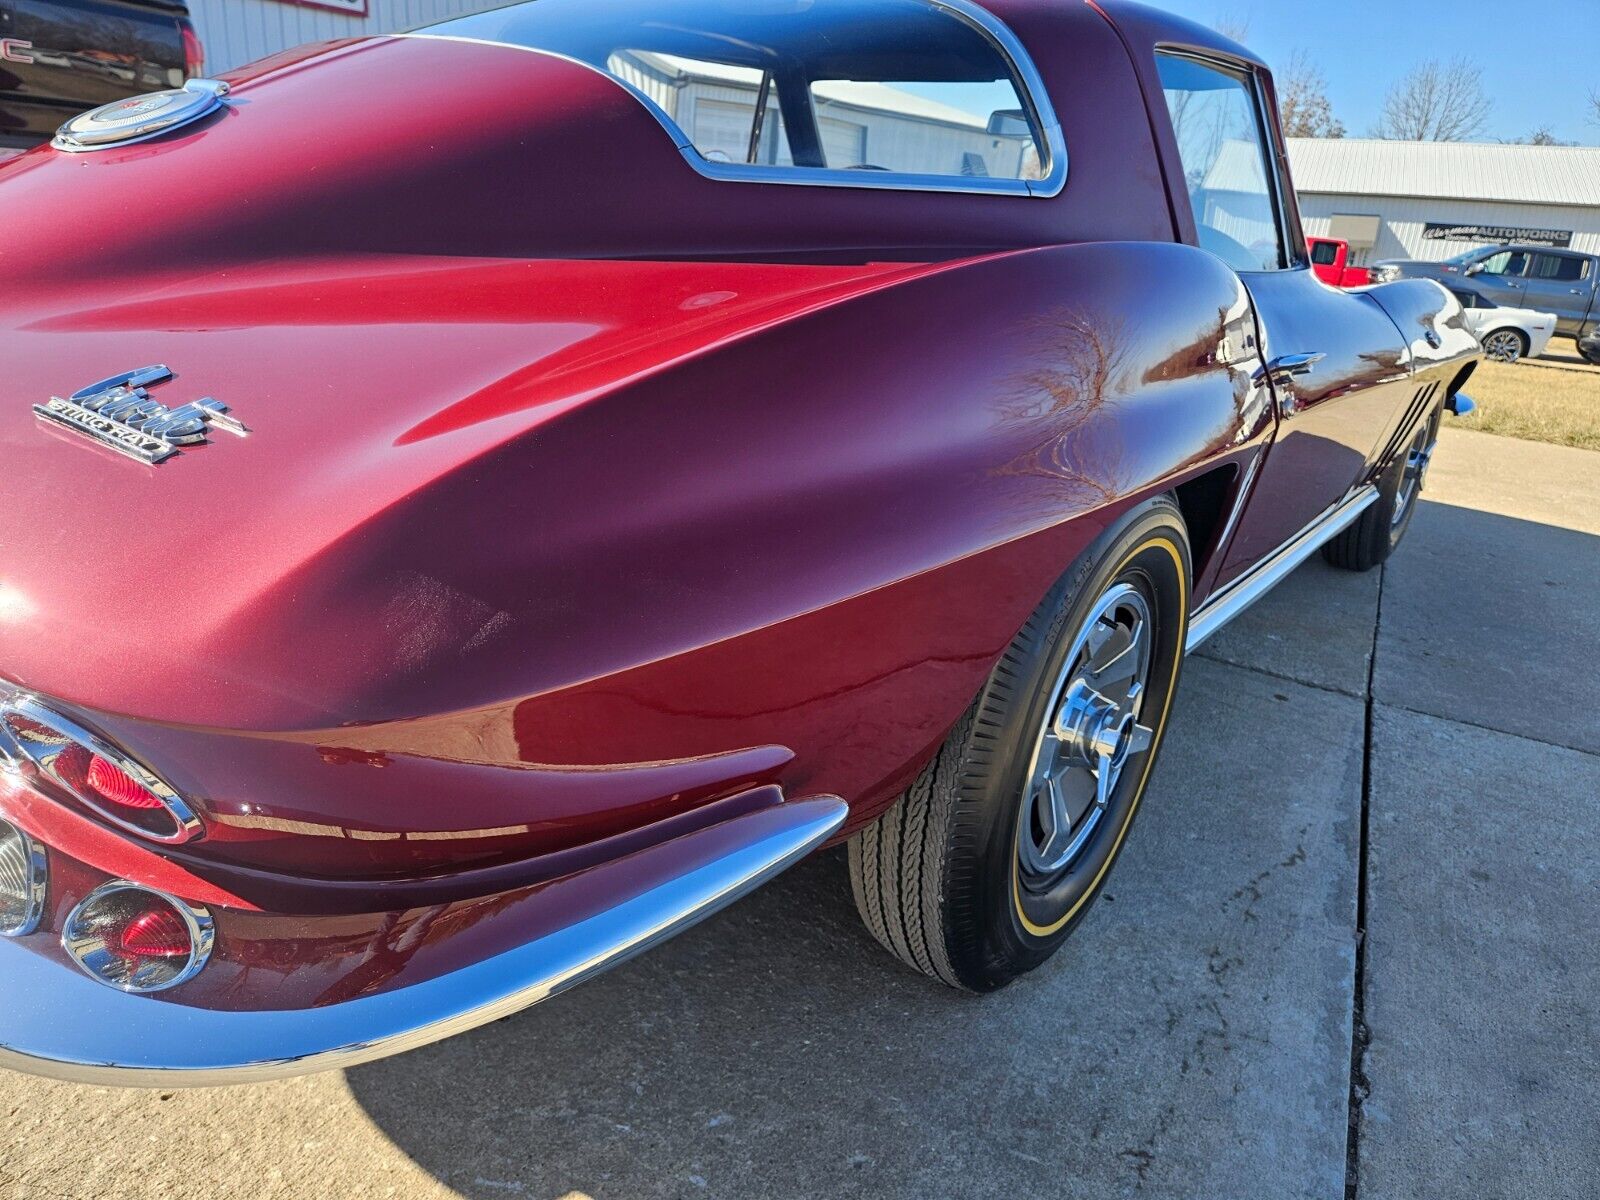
<box><xmin>2</xmin><ymin>428</ymin><xmax>1596</xmax><ymax>1200</ymax></box>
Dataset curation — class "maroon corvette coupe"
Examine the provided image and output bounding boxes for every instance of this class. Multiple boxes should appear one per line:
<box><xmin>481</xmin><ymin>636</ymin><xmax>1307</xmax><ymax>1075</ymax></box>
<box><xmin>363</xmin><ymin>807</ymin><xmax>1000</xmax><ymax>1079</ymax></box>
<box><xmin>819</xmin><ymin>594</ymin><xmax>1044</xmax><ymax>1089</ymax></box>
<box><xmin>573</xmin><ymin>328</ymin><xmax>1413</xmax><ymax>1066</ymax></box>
<box><xmin>0</xmin><ymin>0</ymin><xmax>1476</xmax><ymax>1084</ymax></box>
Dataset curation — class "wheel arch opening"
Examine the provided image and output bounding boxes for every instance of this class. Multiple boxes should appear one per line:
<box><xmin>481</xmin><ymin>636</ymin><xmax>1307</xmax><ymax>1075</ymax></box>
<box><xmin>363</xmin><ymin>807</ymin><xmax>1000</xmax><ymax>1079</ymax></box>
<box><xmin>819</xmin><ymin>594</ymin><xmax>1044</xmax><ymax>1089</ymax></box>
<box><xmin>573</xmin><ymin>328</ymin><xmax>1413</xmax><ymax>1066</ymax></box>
<box><xmin>1172</xmin><ymin>464</ymin><xmax>1238</xmax><ymax>585</ymax></box>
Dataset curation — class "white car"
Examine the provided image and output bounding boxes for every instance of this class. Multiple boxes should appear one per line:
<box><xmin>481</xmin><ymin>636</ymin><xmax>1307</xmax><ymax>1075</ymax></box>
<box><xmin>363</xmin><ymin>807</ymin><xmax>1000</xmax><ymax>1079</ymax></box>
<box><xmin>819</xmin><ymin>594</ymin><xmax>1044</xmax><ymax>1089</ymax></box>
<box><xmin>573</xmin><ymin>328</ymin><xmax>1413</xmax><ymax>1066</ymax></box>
<box><xmin>1449</xmin><ymin>287</ymin><xmax>1557</xmax><ymax>364</ymax></box>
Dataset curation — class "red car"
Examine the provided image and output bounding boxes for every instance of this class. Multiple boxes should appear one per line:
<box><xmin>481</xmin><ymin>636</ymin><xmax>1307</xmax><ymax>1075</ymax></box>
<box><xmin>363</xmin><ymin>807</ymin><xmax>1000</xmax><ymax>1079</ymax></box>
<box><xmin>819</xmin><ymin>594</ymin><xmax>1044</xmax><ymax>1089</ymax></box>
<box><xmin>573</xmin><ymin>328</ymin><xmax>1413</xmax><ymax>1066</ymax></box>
<box><xmin>0</xmin><ymin>0</ymin><xmax>1477</xmax><ymax>1085</ymax></box>
<box><xmin>1309</xmin><ymin>236</ymin><xmax>1374</xmax><ymax>288</ymax></box>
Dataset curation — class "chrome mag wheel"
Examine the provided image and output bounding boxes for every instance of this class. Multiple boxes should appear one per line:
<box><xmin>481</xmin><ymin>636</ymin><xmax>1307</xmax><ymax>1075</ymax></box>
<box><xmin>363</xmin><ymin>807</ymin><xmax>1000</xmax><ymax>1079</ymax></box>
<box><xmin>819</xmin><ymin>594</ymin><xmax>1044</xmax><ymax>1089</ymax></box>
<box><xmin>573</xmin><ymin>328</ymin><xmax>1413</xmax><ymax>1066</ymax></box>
<box><xmin>1392</xmin><ymin>420</ymin><xmax>1438</xmax><ymax>530</ymax></box>
<box><xmin>1481</xmin><ymin>329</ymin><xmax>1525</xmax><ymax>364</ymax></box>
<box><xmin>1017</xmin><ymin>581</ymin><xmax>1154</xmax><ymax>884</ymax></box>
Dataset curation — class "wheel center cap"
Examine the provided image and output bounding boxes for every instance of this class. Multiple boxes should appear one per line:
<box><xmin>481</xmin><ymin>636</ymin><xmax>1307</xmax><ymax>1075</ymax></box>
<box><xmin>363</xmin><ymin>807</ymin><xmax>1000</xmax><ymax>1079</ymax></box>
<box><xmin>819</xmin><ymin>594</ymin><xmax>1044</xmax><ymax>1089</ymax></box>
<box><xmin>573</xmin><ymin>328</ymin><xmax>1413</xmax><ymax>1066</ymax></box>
<box><xmin>1056</xmin><ymin>683</ymin><xmax>1137</xmax><ymax>778</ymax></box>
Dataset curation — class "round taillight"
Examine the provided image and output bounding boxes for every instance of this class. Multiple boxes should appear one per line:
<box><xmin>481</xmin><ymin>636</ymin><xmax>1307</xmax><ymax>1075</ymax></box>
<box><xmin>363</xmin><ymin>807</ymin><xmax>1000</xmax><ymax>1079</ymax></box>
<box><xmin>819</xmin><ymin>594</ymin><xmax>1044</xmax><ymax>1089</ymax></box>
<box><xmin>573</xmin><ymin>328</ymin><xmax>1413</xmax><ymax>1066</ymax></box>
<box><xmin>0</xmin><ymin>818</ymin><xmax>47</xmax><ymax>937</ymax></box>
<box><xmin>87</xmin><ymin>755</ymin><xmax>164</xmax><ymax>810</ymax></box>
<box><xmin>62</xmin><ymin>882</ymin><xmax>213</xmax><ymax>993</ymax></box>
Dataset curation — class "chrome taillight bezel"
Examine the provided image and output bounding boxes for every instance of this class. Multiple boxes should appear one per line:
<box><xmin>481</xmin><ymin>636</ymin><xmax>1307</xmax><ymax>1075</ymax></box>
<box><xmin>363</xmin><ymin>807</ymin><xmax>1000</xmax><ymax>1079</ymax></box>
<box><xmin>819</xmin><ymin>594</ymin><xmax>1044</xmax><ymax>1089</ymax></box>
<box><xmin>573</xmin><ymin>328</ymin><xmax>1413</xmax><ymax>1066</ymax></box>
<box><xmin>62</xmin><ymin>880</ymin><xmax>214</xmax><ymax>993</ymax></box>
<box><xmin>0</xmin><ymin>817</ymin><xmax>48</xmax><ymax>937</ymax></box>
<box><xmin>0</xmin><ymin>695</ymin><xmax>203</xmax><ymax>844</ymax></box>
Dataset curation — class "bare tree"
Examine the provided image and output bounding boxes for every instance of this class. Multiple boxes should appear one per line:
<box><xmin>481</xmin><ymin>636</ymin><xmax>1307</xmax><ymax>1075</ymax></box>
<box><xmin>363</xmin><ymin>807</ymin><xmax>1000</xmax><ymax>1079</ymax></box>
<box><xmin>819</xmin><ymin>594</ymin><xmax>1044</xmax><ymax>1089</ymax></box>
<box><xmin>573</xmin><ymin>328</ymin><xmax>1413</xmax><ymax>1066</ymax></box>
<box><xmin>1520</xmin><ymin>125</ymin><xmax>1562</xmax><ymax>146</ymax></box>
<box><xmin>1590</xmin><ymin>89</ymin><xmax>1600</xmax><ymax>126</ymax></box>
<box><xmin>1373</xmin><ymin>58</ymin><xmax>1493</xmax><ymax>141</ymax></box>
<box><xmin>1211</xmin><ymin>16</ymin><xmax>1250</xmax><ymax>43</ymax></box>
<box><xmin>1279</xmin><ymin>52</ymin><xmax>1345</xmax><ymax>138</ymax></box>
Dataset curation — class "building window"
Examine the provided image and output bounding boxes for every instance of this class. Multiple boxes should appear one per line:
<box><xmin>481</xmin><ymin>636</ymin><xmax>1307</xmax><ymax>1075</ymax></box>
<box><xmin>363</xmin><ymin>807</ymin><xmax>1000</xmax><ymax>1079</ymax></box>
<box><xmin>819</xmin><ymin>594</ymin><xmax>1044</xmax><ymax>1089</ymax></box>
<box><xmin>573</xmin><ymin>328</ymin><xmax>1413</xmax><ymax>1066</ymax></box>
<box><xmin>421</xmin><ymin>0</ymin><xmax>1063</xmax><ymax>196</ymax></box>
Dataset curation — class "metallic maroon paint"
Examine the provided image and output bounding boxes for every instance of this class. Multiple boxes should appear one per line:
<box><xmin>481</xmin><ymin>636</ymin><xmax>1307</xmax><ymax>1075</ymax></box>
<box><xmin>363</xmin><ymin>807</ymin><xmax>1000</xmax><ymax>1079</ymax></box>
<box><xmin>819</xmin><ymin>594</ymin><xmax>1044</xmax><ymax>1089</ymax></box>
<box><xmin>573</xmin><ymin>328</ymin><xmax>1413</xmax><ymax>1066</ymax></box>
<box><xmin>0</xmin><ymin>1</ymin><xmax>1478</xmax><ymax>1077</ymax></box>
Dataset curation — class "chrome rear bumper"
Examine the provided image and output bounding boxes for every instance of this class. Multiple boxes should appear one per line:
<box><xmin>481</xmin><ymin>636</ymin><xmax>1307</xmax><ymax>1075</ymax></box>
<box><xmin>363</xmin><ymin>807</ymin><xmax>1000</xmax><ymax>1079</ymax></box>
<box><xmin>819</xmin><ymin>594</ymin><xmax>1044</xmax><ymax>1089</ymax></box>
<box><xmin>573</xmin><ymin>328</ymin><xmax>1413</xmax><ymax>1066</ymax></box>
<box><xmin>0</xmin><ymin>796</ymin><xmax>844</xmax><ymax>1087</ymax></box>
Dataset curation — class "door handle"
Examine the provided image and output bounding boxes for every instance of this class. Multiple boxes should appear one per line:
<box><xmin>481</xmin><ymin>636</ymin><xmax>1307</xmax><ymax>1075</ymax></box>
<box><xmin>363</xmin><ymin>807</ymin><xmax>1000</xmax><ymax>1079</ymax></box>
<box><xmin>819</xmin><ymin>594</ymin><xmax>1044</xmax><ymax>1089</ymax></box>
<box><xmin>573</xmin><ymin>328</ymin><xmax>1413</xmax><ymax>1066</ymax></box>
<box><xmin>1255</xmin><ymin>352</ymin><xmax>1325</xmax><ymax>387</ymax></box>
<box><xmin>1254</xmin><ymin>353</ymin><xmax>1326</xmax><ymax>418</ymax></box>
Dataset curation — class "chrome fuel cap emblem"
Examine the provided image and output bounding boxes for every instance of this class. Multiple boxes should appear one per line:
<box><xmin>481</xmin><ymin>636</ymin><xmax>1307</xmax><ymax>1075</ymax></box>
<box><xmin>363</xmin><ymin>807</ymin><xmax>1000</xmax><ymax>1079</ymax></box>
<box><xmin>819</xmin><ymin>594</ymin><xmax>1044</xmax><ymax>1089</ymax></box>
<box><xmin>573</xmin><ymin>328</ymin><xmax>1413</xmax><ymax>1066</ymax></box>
<box><xmin>33</xmin><ymin>366</ymin><xmax>249</xmax><ymax>465</ymax></box>
<box><xmin>52</xmin><ymin>79</ymin><xmax>230</xmax><ymax>152</ymax></box>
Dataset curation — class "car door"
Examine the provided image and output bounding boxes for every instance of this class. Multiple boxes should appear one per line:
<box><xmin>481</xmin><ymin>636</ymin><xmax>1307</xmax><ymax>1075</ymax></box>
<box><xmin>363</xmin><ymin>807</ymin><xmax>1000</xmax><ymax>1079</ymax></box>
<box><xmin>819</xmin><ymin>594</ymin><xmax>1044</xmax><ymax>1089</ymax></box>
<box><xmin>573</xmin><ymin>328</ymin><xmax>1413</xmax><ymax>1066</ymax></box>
<box><xmin>1466</xmin><ymin>248</ymin><xmax>1531</xmax><ymax>307</ymax></box>
<box><xmin>1518</xmin><ymin>251</ymin><xmax>1593</xmax><ymax>335</ymax></box>
<box><xmin>1153</xmin><ymin>52</ymin><xmax>1414</xmax><ymax>587</ymax></box>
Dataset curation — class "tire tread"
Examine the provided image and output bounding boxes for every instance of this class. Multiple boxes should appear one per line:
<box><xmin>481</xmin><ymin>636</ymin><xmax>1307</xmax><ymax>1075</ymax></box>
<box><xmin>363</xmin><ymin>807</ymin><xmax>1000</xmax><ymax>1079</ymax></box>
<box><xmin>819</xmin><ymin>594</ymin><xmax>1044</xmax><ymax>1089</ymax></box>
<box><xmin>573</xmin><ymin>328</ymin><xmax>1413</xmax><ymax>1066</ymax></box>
<box><xmin>849</xmin><ymin>496</ymin><xmax>1187</xmax><ymax>991</ymax></box>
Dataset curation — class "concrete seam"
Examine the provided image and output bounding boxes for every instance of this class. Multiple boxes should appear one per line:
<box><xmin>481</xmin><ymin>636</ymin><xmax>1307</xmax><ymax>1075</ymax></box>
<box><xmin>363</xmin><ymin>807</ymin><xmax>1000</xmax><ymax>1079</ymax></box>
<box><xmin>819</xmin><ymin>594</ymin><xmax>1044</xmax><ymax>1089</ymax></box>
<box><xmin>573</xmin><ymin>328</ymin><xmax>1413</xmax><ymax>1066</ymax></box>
<box><xmin>1344</xmin><ymin>562</ymin><xmax>1383</xmax><ymax>1199</ymax></box>
<box><xmin>1367</xmin><ymin>698</ymin><xmax>1600</xmax><ymax>761</ymax></box>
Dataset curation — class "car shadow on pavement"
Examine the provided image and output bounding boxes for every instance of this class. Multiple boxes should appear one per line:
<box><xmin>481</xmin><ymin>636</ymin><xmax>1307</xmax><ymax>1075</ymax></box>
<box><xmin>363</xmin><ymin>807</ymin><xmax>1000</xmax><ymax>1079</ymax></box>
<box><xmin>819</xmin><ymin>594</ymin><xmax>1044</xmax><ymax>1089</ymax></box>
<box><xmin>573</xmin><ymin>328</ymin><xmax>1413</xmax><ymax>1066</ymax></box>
<box><xmin>345</xmin><ymin>653</ymin><xmax>1369</xmax><ymax>1200</ymax></box>
<box><xmin>344</xmin><ymin>495</ymin><xmax>1600</xmax><ymax>1200</ymax></box>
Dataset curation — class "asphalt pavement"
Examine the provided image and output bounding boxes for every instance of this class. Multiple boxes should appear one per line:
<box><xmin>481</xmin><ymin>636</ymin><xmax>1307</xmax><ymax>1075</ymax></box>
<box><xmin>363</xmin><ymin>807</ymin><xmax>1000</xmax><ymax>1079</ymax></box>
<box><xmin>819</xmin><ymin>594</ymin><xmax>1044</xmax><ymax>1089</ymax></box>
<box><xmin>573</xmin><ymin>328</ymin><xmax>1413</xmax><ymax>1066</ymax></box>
<box><xmin>1</xmin><ymin>427</ymin><xmax>1596</xmax><ymax>1200</ymax></box>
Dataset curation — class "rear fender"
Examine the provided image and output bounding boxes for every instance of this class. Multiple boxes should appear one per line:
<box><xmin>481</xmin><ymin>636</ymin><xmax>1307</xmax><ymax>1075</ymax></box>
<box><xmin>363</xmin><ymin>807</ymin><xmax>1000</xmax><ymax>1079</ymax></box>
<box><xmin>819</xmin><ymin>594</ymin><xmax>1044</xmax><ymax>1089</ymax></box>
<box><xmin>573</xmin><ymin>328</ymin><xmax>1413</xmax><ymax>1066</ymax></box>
<box><xmin>209</xmin><ymin>240</ymin><xmax>1273</xmax><ymax>846</ymax></box>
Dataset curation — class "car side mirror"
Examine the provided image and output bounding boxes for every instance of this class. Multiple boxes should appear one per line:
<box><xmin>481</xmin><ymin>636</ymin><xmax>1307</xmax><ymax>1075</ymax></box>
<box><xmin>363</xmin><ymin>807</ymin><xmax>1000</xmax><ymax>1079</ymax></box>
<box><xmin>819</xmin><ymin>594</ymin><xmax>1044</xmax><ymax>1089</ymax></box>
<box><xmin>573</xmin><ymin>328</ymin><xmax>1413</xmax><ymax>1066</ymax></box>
<box><xmin>1464</xmin><ymin>263</ymin><xmax>1485</xmax><ymax>277</ymax></box>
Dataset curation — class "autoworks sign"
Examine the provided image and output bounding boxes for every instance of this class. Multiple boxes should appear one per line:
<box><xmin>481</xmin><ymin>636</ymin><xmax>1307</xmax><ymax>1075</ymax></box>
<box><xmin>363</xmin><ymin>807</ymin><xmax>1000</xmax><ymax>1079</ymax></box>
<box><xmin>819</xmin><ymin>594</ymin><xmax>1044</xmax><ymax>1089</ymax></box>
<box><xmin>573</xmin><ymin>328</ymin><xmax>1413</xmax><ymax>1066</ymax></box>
<box><xmin>1422</xmin><ymin>222</ymin><xmax>1573</xmax><ymax>249</ymax></box>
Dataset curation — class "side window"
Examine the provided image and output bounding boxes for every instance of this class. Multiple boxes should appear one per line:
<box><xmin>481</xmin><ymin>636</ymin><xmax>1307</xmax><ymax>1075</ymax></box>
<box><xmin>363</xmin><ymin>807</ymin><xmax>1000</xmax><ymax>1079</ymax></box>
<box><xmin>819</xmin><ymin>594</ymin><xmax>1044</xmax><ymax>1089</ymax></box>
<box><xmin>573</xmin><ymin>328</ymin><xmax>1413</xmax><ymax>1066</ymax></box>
<box><xmin>610</xmin><ymin>56</ymin><xmax>793</xmax><ymax>165</ymax></box>
<box><xmin>1479</xmin><ymin>250</ymin><xmax>1528</xmax><ymax>278</ymax></box>
<box><xmin>1528</xmin><ymin>253</ymin><xmax>1587</xmax><ymax>282</ymax></box>
<box><xmin>1450</xmin><ymin>289</ymin><xmax>1482</xmax><ymax>309</ymax></box>
<box><xmin>436</xmin><ymin>0</ymin><xmax>1063</xmax><ymax>195</ymax></box>
<box><xmin>1156</xmin><ymin>54</ymin><xmax>1286</xmax><ymax>273</ymax></box>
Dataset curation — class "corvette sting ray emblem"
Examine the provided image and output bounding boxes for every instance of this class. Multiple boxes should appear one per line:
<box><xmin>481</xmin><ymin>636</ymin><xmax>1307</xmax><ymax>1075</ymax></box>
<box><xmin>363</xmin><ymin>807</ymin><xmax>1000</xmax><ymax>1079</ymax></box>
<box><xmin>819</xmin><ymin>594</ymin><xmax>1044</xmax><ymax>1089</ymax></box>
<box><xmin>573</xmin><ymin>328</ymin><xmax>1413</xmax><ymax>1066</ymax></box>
<box><xmin>33</xmin><ymin>365</ymin><xmax>248</xmax><ymax>464</ymax></box>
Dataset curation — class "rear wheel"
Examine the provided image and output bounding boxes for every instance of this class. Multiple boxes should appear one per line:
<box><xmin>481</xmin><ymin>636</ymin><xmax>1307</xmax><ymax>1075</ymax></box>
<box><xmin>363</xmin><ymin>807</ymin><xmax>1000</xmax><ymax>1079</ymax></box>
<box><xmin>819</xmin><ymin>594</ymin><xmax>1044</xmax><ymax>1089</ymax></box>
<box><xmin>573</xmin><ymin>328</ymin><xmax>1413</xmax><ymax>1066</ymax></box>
<box><xmin>1481</xmin><ymin>328</ymin><xmax>1528</xmax><ymax>364</ymax></box>
<box><xmin>848</xmin><ymin>498</ymin><xmax>1190</xmax><ymax>992</ymax></box>
<box><xmin>1323</xmin><ymin>405</ymin><xmax>1441</xmax><ymax>572</ymax></box>
<box><xmin>1577</xmin><ymin>337</ymin><xmax>1600</xmax><ymax>366</ymax></box>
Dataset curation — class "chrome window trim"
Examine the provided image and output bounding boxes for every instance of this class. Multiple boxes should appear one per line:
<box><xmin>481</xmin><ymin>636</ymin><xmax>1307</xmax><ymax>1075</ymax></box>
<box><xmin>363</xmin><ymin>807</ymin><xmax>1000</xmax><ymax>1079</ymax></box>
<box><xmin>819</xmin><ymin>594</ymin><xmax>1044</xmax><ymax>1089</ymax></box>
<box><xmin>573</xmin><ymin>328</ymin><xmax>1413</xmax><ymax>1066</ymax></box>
<box><xmin>395</xmin><ymin>0</ymin><xmax>1067</xmax><ymax>199</ymax></box>
<box><xmin>0</xmin><ymin>695</ymin><xmax>204</xmax><ymax>845</ymax></box>
<box><xmin>62</xmin><ymin>881</ymin><xmax>215</xmax><ymax>994</ymax></box>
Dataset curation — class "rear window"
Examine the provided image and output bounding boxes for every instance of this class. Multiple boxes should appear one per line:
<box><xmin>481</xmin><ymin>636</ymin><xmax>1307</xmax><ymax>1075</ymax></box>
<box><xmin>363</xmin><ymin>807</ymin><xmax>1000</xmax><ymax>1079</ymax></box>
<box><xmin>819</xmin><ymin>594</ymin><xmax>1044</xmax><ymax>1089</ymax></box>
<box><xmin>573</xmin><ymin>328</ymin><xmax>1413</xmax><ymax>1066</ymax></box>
<box><xmin>1528</xmin><ymin>253</ymin><xmax>1587</xmax><ymax>283</ymax></box>
<box><xmin>419</xmin><ymin>0</ymin><xmax>1062</xmax><ymax>196</ymax></box>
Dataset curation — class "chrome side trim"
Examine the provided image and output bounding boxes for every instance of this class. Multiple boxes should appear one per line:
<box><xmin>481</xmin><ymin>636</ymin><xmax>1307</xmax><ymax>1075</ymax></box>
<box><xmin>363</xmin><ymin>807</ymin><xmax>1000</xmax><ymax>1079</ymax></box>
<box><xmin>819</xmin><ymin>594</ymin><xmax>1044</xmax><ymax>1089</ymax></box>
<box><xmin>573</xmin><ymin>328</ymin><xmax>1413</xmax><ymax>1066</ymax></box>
<box><xmin>1185</xmin><ymin>485</ymin><xmax>1380</xmax><ymax>653</ymax></box>
<box><xmin>396</xmin><ymin>0</ymin><xmax>1067</xmax><ymax>199</ymax></box>
<box><xmin>0</xmin><ymin>796</ymin><xmax>845</xmax><ymax>1087</ymax></box>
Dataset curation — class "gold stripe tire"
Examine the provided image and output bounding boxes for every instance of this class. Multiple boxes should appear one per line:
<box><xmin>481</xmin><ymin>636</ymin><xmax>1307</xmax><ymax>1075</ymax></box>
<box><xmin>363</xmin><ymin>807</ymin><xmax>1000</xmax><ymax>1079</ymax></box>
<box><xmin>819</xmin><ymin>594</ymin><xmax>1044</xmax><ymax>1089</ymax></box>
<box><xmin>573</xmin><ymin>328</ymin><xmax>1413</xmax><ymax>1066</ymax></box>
<box><xmin>849</xmin><ymin>496</ymin><xmax>1191</xmax><ymax>992</ymax></box>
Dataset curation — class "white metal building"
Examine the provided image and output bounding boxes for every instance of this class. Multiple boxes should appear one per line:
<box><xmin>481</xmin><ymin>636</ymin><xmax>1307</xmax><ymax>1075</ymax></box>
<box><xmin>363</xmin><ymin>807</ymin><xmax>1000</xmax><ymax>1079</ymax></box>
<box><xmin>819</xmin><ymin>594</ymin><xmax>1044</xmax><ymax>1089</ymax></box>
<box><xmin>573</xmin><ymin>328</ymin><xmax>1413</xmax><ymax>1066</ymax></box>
<box><xmin>187</xmin><ymin>0</ymin><xmax>509</xmax><ymax>76</ymax></box>
<box><xmin>1288</xmin><ymin>138</ymin><xmax>1600</xmax><ymax>266</ymax></box>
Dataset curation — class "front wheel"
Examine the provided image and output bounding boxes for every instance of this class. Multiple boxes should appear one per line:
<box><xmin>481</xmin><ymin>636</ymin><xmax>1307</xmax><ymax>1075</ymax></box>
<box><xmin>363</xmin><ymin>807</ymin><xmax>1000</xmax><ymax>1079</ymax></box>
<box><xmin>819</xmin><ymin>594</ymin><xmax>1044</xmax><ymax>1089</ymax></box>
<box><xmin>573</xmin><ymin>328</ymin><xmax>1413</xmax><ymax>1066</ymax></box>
<box><xmin>1577</xmin><ymin>337</ymin><xmax>1600</xmax><ymax>366</ymax></box>
<box><xmin>1322</xmin><ymin>404</ymin><xmax>1441</xmax><ymax>572</ymax></box>
<box><xmin>1481</xmin><ymin>328</ymin><xmax>1528</xmax><ymax>364</ymax></box>
<box><xmin>848</xmin><ymin>497</ymin><xmax>1190</xmax><ymax>992</ymax></box>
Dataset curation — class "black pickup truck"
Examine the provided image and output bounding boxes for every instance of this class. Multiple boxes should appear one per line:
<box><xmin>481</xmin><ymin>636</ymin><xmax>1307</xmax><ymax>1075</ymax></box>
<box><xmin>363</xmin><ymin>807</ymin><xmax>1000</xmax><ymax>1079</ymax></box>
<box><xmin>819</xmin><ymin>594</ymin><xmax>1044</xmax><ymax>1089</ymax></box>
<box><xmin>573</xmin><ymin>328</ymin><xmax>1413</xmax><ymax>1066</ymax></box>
<box><xmin>0</xmin><ymin>0</ymin><xmax>201</xmax><ymax>152</ymax></box>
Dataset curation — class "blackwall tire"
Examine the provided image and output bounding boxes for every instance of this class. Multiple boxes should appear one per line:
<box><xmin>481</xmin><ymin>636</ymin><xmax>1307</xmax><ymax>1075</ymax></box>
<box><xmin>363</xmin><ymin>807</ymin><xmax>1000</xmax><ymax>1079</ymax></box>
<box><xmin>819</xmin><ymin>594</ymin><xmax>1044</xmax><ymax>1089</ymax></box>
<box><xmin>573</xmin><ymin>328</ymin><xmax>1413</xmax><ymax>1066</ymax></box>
<box><xmin>848</xmin><ymin>496</ymin><xmax>1190</xmax><ymax>992</ymax></box>
<box><xmin>1322</xmin><ymin>404</ymin><xmax>1443</xmax><ymax>572</ymax></box>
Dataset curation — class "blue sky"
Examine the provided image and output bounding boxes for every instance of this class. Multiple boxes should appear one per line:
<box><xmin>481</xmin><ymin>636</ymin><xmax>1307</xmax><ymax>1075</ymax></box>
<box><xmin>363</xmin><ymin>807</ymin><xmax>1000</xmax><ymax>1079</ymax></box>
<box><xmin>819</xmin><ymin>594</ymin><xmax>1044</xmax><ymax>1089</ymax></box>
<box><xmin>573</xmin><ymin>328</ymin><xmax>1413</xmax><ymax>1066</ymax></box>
<box><xmin>1152</xmin><ymin>0</ymin><xmax>1599</xmax><ymax>145</ymax></box>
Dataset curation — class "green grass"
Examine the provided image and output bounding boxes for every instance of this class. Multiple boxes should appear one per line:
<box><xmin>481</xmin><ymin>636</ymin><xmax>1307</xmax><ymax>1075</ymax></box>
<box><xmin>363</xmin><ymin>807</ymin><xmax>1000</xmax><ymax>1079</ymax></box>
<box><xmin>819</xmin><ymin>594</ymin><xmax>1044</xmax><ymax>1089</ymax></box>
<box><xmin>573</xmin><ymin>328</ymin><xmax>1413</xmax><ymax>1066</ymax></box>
<box><xmin>1456</xmin><ymin>358</ymin><xmax>1600</xmax><ymax>452</ymax></box>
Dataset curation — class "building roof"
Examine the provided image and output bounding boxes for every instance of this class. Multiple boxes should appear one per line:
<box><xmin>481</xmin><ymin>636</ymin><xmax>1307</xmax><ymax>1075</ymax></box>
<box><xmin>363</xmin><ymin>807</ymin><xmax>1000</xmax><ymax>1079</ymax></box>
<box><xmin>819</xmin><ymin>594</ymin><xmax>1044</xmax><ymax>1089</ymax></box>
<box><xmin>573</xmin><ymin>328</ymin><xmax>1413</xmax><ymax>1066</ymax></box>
<box><xmin>1287</xmin><ymin>138</ymin><xmax>1600</xmax><ymax>209</ymax></box>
